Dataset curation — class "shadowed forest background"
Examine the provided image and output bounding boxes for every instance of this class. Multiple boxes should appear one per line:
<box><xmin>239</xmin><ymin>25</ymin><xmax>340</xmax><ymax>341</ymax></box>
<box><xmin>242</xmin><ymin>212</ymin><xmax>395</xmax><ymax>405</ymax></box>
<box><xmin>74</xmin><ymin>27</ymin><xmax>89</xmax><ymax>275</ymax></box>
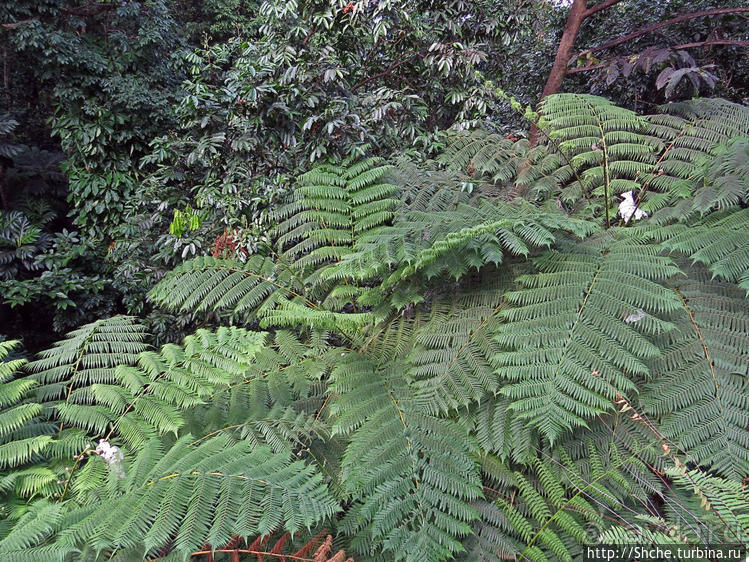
<box><xmin>0</xmin><ymin>1</ymin><xmax>748</xmax><ymax>560</ymax></box>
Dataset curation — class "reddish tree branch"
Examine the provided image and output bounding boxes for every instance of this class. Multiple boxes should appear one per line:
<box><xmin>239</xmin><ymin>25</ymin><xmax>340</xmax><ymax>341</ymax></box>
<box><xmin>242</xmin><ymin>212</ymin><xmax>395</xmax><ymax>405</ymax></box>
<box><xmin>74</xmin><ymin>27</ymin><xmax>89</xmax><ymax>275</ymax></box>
<box><xmin>540</xmin><ymin>0</ymin><xmax>589</xmax><ymax>100</ymax></box>
<box><xmin>530</xmin><ymin>0</ymin><xmax>588</xmax><ymax>144</ymax></box>
<box><xmin>584</xmin><ymin>0</ymin><xmax>625</xmax><ymax>18</ymax></box>
<box><xmin>567</xmin><ymin>40</ymin><xmax>749</xmax><ymax>74</ymax></box>
<box><xmin>577</xmin><ymin>7</ymin><xmax>749</xmax><ymax>58</ymax></box>
<box><xmin>1</xmin><ymin>19</ymin><xmax>36</xmax><ymax>29</ymax></box>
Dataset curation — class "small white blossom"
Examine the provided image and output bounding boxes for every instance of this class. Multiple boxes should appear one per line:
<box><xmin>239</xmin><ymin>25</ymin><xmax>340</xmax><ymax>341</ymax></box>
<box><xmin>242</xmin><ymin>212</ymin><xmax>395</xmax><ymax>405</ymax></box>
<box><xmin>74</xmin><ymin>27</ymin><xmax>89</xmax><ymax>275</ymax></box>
<box><xmin>618</xmin><ymin>191</ymin><xmax>648</xmax><ymax>223</ymax></box>
<box><xmin>95</xmin><ymin>439</ymin><xmax>125</xmax><ymax>479</ymax></box>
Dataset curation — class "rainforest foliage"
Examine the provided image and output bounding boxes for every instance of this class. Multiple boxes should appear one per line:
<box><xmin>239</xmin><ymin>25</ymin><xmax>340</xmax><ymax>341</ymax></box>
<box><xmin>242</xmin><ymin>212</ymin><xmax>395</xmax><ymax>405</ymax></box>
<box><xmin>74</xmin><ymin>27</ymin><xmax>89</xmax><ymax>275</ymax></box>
<box><xmin>1</xmin><ymin>1</ymin><xmax>748</xmax><ymax>561</ymax></box>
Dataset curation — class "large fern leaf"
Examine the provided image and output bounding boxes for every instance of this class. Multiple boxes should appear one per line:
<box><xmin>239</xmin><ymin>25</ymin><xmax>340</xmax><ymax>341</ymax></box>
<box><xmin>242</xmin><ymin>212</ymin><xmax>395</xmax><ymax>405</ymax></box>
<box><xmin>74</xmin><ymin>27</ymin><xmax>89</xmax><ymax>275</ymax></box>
<box><xmin>642</xmin><ymin>266</ymin><xmax>749</xmax><ymax>480</ymax></box>
<box><xmin>0</xmin><ymin>436</ymin><xmax>338</xmax><ymax>560</ymax></box>
<box><xmin>492</xmin><ymin>231</ymin><xmax>682</xmax><ymax>443</ymax></box>
<box><xmin>331</xmin><ymin>356</ymin><xmax>482</xmax><ymax>561</ymax></box>
<box><xmin>658</xmin><ymin>208</ymin><xmax>749</xmax><ymax>294</ymax></box>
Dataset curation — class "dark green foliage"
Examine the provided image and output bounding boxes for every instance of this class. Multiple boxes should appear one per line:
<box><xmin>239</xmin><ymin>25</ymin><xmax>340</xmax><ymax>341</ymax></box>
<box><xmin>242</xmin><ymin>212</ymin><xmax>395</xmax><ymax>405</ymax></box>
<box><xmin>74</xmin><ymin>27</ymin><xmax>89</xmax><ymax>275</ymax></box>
<box><xmin>0</xmin><ymin>211</ymin><xmax>52</xmax><ymax>280</ymax></box>
<box><xmin>493</xmin><ymin>232</ymin><xmax>682</xmax><ymax>442</ymax></box>
<box><xmin>642</xmin><ymin>267</ymin><xmax>749</xmax><ymax>480</ymax></box>
<box><xmin>3</xmin><ymin>71</ymin><xmax>749</xmax><ymax>562</ymax></box>
<box><xmin>1</xmin><ymin>0</ymin><xmax>748</xmax><ymax>555</ymax></box>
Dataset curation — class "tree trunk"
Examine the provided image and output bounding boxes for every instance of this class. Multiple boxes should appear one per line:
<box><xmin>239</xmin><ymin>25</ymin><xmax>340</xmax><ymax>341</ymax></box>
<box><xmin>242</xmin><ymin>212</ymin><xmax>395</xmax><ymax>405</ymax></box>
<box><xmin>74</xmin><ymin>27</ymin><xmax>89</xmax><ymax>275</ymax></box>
<box><xmin>530</xmin><ymin>0</ymin><xmax>589</xmax><ymax>145</ymax></box>
<box><xmin>541</xmin><ymin>0</ymin><xmax>589</xmax><ymax>100</ymax></box>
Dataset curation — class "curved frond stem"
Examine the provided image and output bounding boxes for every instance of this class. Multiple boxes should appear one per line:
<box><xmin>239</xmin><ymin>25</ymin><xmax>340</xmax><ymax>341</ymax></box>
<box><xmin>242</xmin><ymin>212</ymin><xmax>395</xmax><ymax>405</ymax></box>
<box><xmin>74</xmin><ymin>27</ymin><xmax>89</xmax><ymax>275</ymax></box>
<box><xmin>673</xmin><ymin>287</ymin><xmax>719</xmax><ymax>395</ymax></box>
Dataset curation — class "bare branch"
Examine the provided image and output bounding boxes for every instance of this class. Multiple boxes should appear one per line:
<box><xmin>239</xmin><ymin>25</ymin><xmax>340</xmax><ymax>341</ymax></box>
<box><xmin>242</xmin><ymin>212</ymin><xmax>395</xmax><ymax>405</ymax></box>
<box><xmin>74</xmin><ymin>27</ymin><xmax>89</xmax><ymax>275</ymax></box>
<box><xmin>1</xmin><ymin>19</ymin><xmax>37</xmax><ymax>30</ymax></box>
<box><xmin>584</xmin><ymin>0</ymin><xmax>625</xmax><ymax>18</ymax></box>
<box><xmin>567</xmin><ymin>40</ymin><xmax>749</xmax><ymax>74</ymax></box>
<box><xmin>577</xmin><ymin>7</ymin><xmax>749</xmax><ymax>58</ymax></box>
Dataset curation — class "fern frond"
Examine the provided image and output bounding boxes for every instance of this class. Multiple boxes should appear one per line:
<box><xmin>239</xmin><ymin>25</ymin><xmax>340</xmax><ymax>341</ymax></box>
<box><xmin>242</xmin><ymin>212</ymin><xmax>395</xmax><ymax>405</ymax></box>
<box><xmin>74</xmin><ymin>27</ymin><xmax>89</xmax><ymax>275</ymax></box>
<box><xmin>272</xmin><ymin>156</ymin><xmax>399</xmax><ymax>271</ymax></box>
<box><xmin>334</xmin><ymin>199</ymin><xmax>595</xmax><ymax>297</ymax></box>
<box><xmin>492</xmin><ymin>231</ymin><xmax>682</xmax><ymax>443</ymax></box>
<box><xmin>151</xmin><ymin>157</ymin><xmax>398</xmax><ymax>332</ymax></box>
<box><xmin>408</xmin><ymin>270</ymin><xmax>510</xmax><ymax>414</ymax></box>
<box><xmin>0</xmin><ymin>322</ymin><xmax>266</xmax><ymax>506</ymax></box>
<box><xmin>149</xmin><ymin>254</ymin><xmax>299</xmax><ymax>317</ymax></box>
<box><xmin>658</xmin><ymin>208</ymin><xmax>749</xmax><ymax>293</ymax></box>
<box><xmin>1</xmin><ymin>437</ymin><xmax>338</xmax><ymax>560</ymax></box>
<box><xmin>540</xmin><ymin>94</ymin><xmax>658</xmax><ymax>206</ymax></box>
<box><xmin>642</xmin><ymin>266</ymin><xmax>749</xmax><ymax>480</ymax></box>
<box><xmin>331</xmin><ymin>357</ymin><xmax>482</xmax><ymax>561</ymax></box>
<box><xmin>668</xmin><ymin>468</ymin><xmax>749</xmax><ymax>543</ymax></box>
<box><xmin>644</xmin><ymin>99</ymin><xmax>749</xmax><ymax>221</ymax></box>
<box><xmin>26</xmin><ymin>316</ymin><xmax>148</xmax><ymax>412</ymax></box>
<box><xmin>185</xmin><ymin>330</ymin><xmax>334</xmax><ymax>455</ymax></box>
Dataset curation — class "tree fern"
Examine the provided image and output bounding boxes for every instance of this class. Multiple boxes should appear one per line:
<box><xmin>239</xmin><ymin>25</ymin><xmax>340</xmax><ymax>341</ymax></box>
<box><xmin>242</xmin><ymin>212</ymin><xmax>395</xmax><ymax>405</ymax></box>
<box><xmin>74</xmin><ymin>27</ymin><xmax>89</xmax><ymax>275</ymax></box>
<box><xmin>492</xmin><ymin>231</ymin><xmax>683</xmax><ymax>443</ymax></box>
<box><xmin>658</xmin><ymin>208</ymin><xmax>749</xmax><ymax>294</ymax></box>
<box><xmin>271</xmin><ymin>156</ymin><xmax>399</xmax><ymax>270</ymax></box>
<box><xmin>331</xmin><ymin>356</ymin><xmax>482</xmax><ymax>561</ymax></box>
<box><xmin>0</xmin><ymin>437</ymin><xmax>338</xmax><ymax>560</ymax></box>
<box><xmin>407</xmin><ymin>269</ymin><xmax>510</xmax><ymax>414</ymax></box>
<box><xmin>184</xmin><ymin>329</ymin><xmax>334</xmax><ymax>456</ymax></box>
<box><xmin>537</xmin><ymin>94</ymin><xmax>660</xmax><ymax>215</ymax></box>
<box><xmin>0</xmin><ymin>321</ymin><xmax>266</xmax><ymax>502</ymax></box>
<box><xmin>49</xmin><ymin>94</ymin><xmax>749</xmax><ymax>561</ymax></box>
<box><xmin>643</xmin><ymin>99</ymin><xmax>749</xmax><ymax>222</ymax></box>
<box><xmin>641</xmin><ymin>266</ymin><xmax>749</xmax><ymax>480</ymax></box>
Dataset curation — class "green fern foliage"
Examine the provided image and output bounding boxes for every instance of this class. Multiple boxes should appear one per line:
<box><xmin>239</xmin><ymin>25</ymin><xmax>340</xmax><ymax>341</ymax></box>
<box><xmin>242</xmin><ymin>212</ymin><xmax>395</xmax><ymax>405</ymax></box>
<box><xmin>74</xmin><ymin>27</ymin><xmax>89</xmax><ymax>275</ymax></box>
<box><xmin>27</xmin><ymin>316</ymin><xmax>149</xmax><ymax>405</ymax></box>
<box><xmin>0</xmin><ymin>321</ymin><xmax>266</xmax><ymax>504</ymax></box>
<box><xmin>331</xmin><ymin>356</ymin><xmax>482</xmax><ymax>561</ymax></box>
<box><xmin>148</xmin><ymin>254</ymin><xmax>298</xmax><ymax>319</ymax></box>
<box><xmin>467</xmin><ymin>440</ymin><xmax>659</xmax><ymax>562</ymax></box>
<box><xmin>184</xmin><ymin>329</ymin><xmax>334</xmax><ymax>455</ymax></box>
<box><xmin>0</xmin><ymin>437</ymin><xmax>338</xmax><ymax>560</ymax></box>
<box><xmin>493</xmin><ymin>232</ymin><xmax>682</xmax><ymax>442</ymax></box>
<box><xmin>540</xmin><ymin>94</ymin><xmax>659</xmax><ymax>206</ymax></box>
<box><xmin>599</xmin><ymin>467</ymin><xmax>749</xmax><ymax>548</ymax></box>
<box><xmin>0</xmin><ymin>341</ymin><xmax>33</xmax><ymax>437</ymax></box>
<box><xmin>658</xmin><ymin>208</ymin><xmax>749</xmax><ymax>293</ymax></box>
<box><xmin>644</xmin><ymin>99</ymin><xmax>749</xmax><ymax>221</ymax></box>
<box><xmin>642</xmin><ymin>267</ymin><xmax>749</xmax><ymax>480</ymax></box>
<box><xmin>271</xmin><ymin>156</ymin><xmax>399</xmax><ymax>268</ymax></box>
<box><xmin>150</xmin><ymin>156</ymin><xmax>401</xmax><ymax>331</ymax></box>
<box><xmin>668</xmin><ymin>468</ymin><xmax>749</xmax><ymax>543</ymax></box>
<box><xmin>333</xmin><ymin>199</ymin><xmax>594</xmax><ymax>300</ymax></box>
<box><xmin>9</xmin><ymin>94</ymin><xmax>749</xmax><ymax>561</ymax></box>
<box><xmin>407</xmin><ymin>271</ymin><xmax>509</xmax><ymax>414</ymax></box>
<box><xmin>438</xmin><ymin>132</ymin><xmax>563</xmax><ymax>197</ymax></box>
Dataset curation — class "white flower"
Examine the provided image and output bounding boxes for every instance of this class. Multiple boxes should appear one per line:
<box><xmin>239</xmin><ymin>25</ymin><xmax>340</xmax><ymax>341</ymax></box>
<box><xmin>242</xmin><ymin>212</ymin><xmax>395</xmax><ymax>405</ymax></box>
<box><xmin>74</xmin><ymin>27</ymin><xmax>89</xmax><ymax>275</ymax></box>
<box><xmin>618</xmin><ymin>191</ymin><xmax>648</xmax><ymax>223</ymax></box>
<box><xmin>95</xmin><ymin>439</ymin><xmax>125</xmax><ymax>479</ymax></box>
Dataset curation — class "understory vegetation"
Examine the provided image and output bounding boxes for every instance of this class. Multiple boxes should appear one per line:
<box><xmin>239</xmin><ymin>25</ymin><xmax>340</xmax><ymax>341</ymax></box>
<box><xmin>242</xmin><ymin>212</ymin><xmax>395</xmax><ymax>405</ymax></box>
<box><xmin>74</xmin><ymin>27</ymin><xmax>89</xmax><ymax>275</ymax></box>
<box><xmin>1</xmin><ymin>1</ymin><xmax>748</xmax><ymax>561</ymax></box>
